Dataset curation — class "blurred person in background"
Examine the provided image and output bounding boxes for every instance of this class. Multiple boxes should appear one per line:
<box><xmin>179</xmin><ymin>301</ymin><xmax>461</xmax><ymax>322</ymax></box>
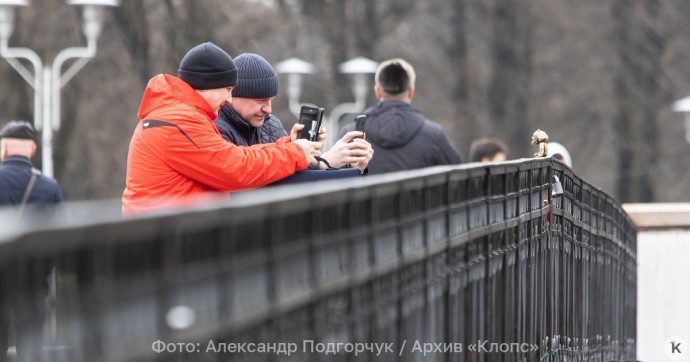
<box><xmin>468</xmin><ymin>137</ymin><xmax>509</xmax><ymax>163</ymax></box>
<box><xmin>547</xmin><ymin>141</ymin><xmax>573</xmax><ymax>167</ymax></box>
<box><xmin>339</xmin><ymin>58</ymin><xmax>461</xmax><ymax>174</ymax></box>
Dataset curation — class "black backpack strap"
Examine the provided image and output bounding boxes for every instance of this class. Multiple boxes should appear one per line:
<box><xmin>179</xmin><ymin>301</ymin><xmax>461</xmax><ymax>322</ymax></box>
<box><xmin>142</xmin><ymin>119</ymin><xmax>199</xmax><ymax>149</ymax></box>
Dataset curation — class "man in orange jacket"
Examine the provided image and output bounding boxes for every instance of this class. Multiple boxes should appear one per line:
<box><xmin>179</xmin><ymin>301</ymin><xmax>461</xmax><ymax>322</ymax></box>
<box><xmin>122</xmin><ymin>42</ymin><xmax>322</xmax><ymax>215</ymax></box>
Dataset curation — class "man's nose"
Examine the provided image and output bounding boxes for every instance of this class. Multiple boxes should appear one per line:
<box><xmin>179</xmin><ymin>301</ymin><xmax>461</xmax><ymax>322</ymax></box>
<box><xmin>262</xmin><ymin>103</ymin><xmax>272</xmax><ymax>114</ymax></box>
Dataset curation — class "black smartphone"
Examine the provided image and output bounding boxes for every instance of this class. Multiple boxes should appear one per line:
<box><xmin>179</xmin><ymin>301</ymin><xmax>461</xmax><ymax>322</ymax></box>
<box><xmin>296</xmin><ymin>106</ymin><xmax>325</xmax><ymax>141</ymax></box>
<box><xmin>354</xmin><ymin>115</ymin><xmax>366</xmax><ymax>139</ymax></box>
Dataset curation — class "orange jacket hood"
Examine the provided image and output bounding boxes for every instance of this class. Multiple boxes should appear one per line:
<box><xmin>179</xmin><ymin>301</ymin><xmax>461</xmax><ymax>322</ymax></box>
<box><xmin>137</xmin><ymin>74</ymin><xmax>216</xmax><ymax>122</ymax></box>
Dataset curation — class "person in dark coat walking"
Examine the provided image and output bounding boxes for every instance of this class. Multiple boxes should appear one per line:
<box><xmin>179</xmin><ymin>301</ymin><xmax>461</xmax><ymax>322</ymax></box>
<box><xmin>339</xmin><ymin>58</ymin><xmax>461</xmax><ymax>174</ymax></box>
<box><xmin>0</xmin><ymin>121</ymin><xmax>63</xmax><ymax>210</ymax></box>
<box><xmin>215</xmin><ymin>53</ymin><xmax>373</xmax><ymax>171</ymax></box>
<box><xmin>0</xmin><ymin>120</ymin><xmax>63</xmax><ymax>362</ymax></box>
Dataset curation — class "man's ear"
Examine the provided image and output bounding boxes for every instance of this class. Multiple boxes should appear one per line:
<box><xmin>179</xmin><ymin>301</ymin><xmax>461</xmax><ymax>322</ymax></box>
<box><xmin>0</xmin><ymin>141</ymin><xmax>6</xmax><ymax>161</ymax></box>
<box><xmin>374</xmin><ymin>84</ymin><xmax>383</xmax><ymax>101</ymax></box>
<box><xmin>406</xmin><ymin>86</ymin><xmax>415</xmax><ymax>101</ymax></box>
<box><xmin>30</xmin><ymin>141</ymin><xmax>37</xmax><ymax>158</ymax></box>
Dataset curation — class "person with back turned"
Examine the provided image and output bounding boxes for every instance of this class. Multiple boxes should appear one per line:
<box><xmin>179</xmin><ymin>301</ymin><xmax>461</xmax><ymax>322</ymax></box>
<box><xmin>339</xmin><ymin>58</ymin><xmax>461</xmax><ymax>174</ymax></box>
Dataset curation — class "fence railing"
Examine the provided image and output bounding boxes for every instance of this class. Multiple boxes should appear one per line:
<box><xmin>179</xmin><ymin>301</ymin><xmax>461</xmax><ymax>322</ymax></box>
<box><xmin>0</xmin><ymin>158</ymin><xmax>637</xmax><ymax>361</ymax></box>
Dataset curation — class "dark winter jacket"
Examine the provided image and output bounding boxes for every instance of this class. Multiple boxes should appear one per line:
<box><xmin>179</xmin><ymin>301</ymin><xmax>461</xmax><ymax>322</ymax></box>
<box><xmin>214</xmin><ymin>106</ymin><xmax>321</xmax><ymax>171</ymax></box>
<box><xmin>339</xmin><ymin>100</ymin><xmax>461</xmax><ymax>174</ymax></box>
<box><xmin>0</xmin><ymin>155</ymin><xmax>63</xmax><ymax>214</ymax></box>
<box><xmin>214</xmin><ymin>105</ymin><xmax>287</xmax><ymax>146</ymax></box>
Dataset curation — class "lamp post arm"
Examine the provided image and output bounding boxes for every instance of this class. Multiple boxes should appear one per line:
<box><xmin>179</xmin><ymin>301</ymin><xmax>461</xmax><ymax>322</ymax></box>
<box><xmin>54</xmin><ymin>38</ymin><xmax>96</xmax><ymax>88</ymax></box>
<box><xmin>51</xmin><ymin>37</ymin><xmax>96</xmax><ymax>131</ymax></box>
<box><xmin>0</xmin><ymin>38</ymin><xmax>44</xmax><ymax>132</ymax></box>
<box><xmin>0</xmin><ymin>39</ymin><xmax>40</xmax><ymax>86</ymax></box>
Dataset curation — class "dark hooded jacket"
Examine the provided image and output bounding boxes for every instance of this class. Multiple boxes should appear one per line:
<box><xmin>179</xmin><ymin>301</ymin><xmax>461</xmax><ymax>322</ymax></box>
<box><xmin>339</xmin><ymin>100</ymin><xmax>461</xmax><ymax>174</ymax></box>
<box><xmin>214</xmin><ymin>105</ymin><xmax>287</xmax><ymax>146</ymax></box>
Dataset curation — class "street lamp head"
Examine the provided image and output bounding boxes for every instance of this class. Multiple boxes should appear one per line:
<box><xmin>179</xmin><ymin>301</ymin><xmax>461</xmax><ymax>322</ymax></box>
<box><xmin>66</xmin><ymin>0</ymin><xmax>119</xmax><ymax>41</ymax></box>
<box><xmin>66</xmin><ymin>0</ymin><xmax>119</xmax><ymax>6</ymax></box>
<box><xmin>0</xmin><ymin>0</ymin><xmax>27</xmax><ymax>40</ymax></box>
<box><xmin>275</xmin><ymin>58</ymin><xmax>315</xmax><ymax>118</ymax></box>
<box><xmin>338</xmin><ymin>56</ymin><xmax>378</xmax><ymax>75</ymax></box>
<box><xmin>0</xmin><ymin>0</ymin><xmax>29</xmax><ymax>6</ymax></box>
<box><xmin>339</xmin><ymin>57</ymin><xmax>378</xmax><ymax>107</ymax></box>
<box><xmin>275</xmin><ymin>57</ymin><xmax>314</xmax><ymax>75</ymax></box>
<box><xmin>672</xmin><ymin>96</ymin><xmax>690</xmax><ymax>144</ymax></box>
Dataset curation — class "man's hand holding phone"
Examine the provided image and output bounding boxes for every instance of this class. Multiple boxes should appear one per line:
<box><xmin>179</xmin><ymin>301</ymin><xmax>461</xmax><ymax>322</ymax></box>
<box><xmin>292</xmin><ymin>136</ymin><xmax>322</xmax><ymax>166</ymax></box>
<box><xmin>319</xmin><ymin>131</ymin><xmax>373</xmax><ymax>170</ymax></box>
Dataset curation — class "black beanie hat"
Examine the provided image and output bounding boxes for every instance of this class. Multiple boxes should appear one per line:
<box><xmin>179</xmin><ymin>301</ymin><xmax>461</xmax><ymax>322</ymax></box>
<box><xmin>232</xmin><ymin>53</ymin><xmax>279</xmax><ymax>99</ymax></box>
<box><xmin>178</xmin><ymin>42</ymin><xmax>238</xmax><ymax>90</ymax></box>
<box><xmin>0</xmin><ymin>121</ymin><xmax>34</xmax><ymax>140</ymax></box>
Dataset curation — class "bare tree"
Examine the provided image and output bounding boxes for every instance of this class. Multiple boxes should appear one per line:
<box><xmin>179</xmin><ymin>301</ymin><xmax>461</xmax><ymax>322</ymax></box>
<box><xmin>611</xmin><ymin>0</ymin><xmax>669</xmax><ymax>202</ymax></box>
<box><xmin>1</xmin><ymin>0</ymin><xmax>689</xmax><ymax>202</ymax></box>
<box><xmin>487</xmin><ymin>0</ymin><xmax>534</xmax><ymax>156</ymax></box>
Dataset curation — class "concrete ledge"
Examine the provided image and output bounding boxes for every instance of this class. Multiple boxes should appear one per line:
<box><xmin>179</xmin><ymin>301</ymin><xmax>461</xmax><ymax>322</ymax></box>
<box><xmin>623</xmin><ymin>203</ymin><xmax>690</xmax><ymax>229</ymax></box>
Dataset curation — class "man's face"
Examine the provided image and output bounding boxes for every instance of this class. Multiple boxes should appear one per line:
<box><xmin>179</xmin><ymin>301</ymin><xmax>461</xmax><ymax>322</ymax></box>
<box><xmin>198</xmin><ymin>87</ymin><xmax>234</xmax><ymax>115</ymax></box>
<box><xmin>231</xmin><ymin>97</ymin><xmax>273</xmax><ymax>128</ymax></box>
<box><xmin>491</xmin><ymin>152</ymin><xmax>507</xmax><ymax>162</ymax></box>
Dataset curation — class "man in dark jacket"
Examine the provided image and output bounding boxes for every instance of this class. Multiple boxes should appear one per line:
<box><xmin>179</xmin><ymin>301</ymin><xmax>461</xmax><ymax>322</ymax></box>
<box><xmin>0</xmin><ymin>121</ymin><xmax>63</xmax><ymax>210</ymax></box>
<box><xmin>0</xmin><ymin>120</ymin><xmax>63</xmax><ymax>362</ymax></box>
<box><xmin>215</xmin><ymin>53</ymin><xmax>373</xmax><ymax>171</ymax></box>
<box><xmin>339</xmin><ymin>58</ymin><xmax>461</xmax><ymax>174</ymax></box>
<box><xmin>214</xmin><ymin>53</ymin><xmax>288</xmax><ymax>147</ymax></box>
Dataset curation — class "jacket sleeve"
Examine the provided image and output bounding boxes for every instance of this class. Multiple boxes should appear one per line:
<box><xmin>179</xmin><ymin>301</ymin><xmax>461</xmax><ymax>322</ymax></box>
<box><xmin>164</xmin><ymin>123</ymin><xmax>308</xmax><ymax>191</ymax></box>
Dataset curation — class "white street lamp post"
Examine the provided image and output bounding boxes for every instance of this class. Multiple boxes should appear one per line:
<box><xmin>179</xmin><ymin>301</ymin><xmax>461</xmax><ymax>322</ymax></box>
<box><xmin>327</xmin><ymin>57</ymin><xmax>378</xmax><ymax>148</ymax></box>
<box><xmin>0</xmin><ymin>0</ymin><xmax>119</xmax><ymax>177</ymax></box>
<box><xmin>672</xmin><ymin>96</ymin><xmax>690</xmax><ymax>144</ymax></box>
<box><xmin>276</xmin><ymin>56</ymin><xmax>378</xmax><ymax>149</ymax></box>
<box><xmin>275</xmin><ymin>57</ymin><xmax>315</xmax><ymax>118</ymax></box>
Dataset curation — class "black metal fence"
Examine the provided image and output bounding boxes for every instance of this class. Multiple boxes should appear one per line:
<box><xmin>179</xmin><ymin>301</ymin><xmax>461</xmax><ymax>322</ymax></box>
<box><xmin>0</xmin><ymin>158</ymin><xmax>637</xmax><ymax>362</ymax></box>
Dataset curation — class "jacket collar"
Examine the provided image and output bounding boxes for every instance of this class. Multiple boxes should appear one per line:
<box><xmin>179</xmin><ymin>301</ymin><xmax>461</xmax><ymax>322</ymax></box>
<box><xmin>1</xmin><ymin>155</ymin><xmax>32</xmax><ymax>167</ymax></box>
<box><xmin>218</xmin><ymin>105</ymin><xmax>256</xmax><ymax>142</ymax></box>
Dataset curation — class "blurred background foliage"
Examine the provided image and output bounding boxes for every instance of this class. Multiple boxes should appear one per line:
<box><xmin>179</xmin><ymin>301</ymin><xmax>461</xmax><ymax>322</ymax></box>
<box><xmin>1</xmin><ymin>0</ymin><xmax>688</xmax><ymax>203</ymax></box>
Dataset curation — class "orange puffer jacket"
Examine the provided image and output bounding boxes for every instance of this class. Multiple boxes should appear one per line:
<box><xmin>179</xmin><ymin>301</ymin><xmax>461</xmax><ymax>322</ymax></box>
<box><xmin>122</xmin><ymin>74</ymin><xmax>307</xmax><ymax>215</ymax></box>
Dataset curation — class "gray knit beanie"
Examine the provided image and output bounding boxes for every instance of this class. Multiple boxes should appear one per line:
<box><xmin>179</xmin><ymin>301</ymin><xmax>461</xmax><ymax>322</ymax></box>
<box><xmin>178</xmin><ymin>42</ymin><xmax>238</xmax><ymax>90</ymax></box>
<box><xmin>232</xmin><ymin>53</ymin><xmax>279</xmax><ymax>99</ymax></box>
